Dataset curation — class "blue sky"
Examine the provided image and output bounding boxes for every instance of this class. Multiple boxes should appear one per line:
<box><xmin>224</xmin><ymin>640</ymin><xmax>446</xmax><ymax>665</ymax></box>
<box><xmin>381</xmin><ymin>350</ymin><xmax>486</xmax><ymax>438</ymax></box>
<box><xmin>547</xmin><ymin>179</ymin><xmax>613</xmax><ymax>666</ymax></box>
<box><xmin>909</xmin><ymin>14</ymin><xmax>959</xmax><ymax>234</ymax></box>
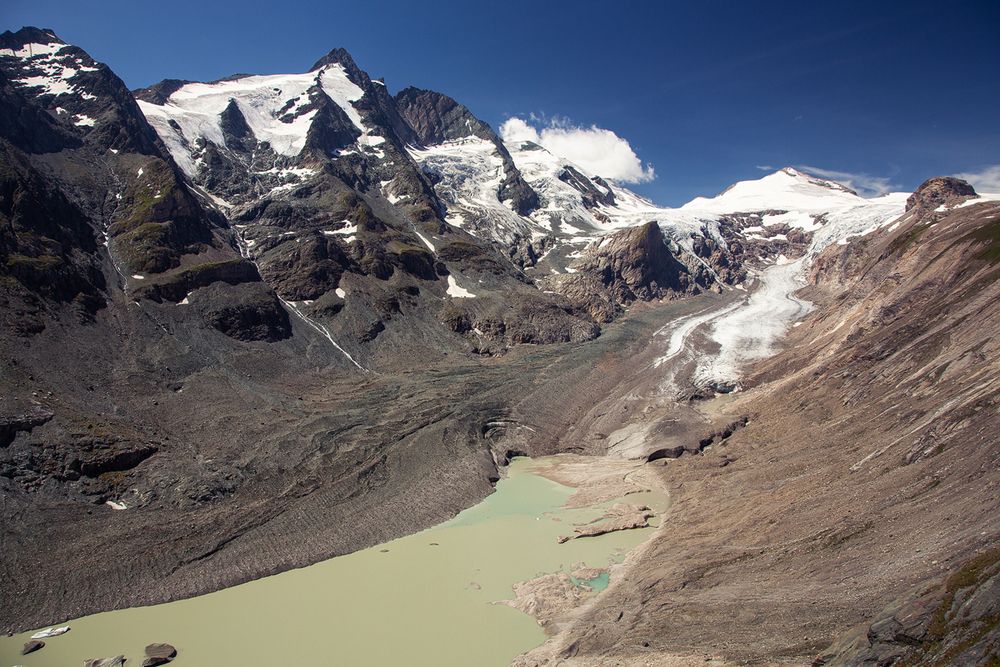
<box><xmin>4</xmin><ymin>0</ymin><xmax>999</xmax><ymax>205</ymax></box>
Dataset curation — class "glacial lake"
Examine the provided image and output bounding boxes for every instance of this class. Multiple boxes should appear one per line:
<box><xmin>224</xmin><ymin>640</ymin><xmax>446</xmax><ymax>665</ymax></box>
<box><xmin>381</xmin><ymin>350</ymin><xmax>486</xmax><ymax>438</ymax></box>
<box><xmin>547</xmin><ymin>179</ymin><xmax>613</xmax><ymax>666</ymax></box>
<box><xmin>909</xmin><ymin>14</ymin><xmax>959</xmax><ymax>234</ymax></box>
<box><xmin>1</xmin><ymin>457</ymin><xmax>665</xmax><ymax>666</ymax></box>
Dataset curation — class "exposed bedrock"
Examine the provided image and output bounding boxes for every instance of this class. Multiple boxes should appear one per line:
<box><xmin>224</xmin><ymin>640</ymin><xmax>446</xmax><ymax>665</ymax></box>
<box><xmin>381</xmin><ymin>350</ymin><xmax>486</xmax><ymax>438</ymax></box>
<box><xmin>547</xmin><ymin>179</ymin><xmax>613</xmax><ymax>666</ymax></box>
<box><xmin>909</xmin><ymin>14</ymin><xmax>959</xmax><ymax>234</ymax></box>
<box><xmin>553</xmin><ymin>221</ymin><xmax>712</xmax><ymax>322</ymax></box>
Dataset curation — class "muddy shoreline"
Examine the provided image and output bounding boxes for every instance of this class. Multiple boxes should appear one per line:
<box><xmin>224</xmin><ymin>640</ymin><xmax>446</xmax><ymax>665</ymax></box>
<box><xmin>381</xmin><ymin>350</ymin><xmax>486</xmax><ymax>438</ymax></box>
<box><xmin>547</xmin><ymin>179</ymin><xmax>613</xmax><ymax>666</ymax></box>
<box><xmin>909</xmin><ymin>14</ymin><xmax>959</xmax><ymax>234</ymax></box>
<box><xmin>1</xmin><ymin>292</ymin><xmax>739</xmax><ymax>634</ymax></box>
<box><xmin>1</xmin><ymin>455</ymin><xmax>670</xmax><ymax>666</ymax></box>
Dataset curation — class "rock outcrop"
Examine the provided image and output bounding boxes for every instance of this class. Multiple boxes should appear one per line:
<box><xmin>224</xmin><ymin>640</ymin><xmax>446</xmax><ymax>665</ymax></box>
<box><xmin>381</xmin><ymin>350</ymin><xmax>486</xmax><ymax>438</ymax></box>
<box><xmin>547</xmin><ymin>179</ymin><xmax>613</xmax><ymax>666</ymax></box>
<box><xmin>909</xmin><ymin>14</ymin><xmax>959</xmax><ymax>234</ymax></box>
<box><xmin>905</xmin><ymin>176</ymin><xmax>976</xmax><ymax>212</ymax></box>
<box><xmin>553</xmin><ymin>221</ymin><xmax>711</xmax><ymax>321</ymax></box>
<box><xmin>394</xmin><ymin>87</ymin><xmax>539</xmax><ymax>215</ymax></box>
<box><xmin>814</xmin><ymin>548</ymin><xmax>1000</xmax><ymax>666</ymax></box>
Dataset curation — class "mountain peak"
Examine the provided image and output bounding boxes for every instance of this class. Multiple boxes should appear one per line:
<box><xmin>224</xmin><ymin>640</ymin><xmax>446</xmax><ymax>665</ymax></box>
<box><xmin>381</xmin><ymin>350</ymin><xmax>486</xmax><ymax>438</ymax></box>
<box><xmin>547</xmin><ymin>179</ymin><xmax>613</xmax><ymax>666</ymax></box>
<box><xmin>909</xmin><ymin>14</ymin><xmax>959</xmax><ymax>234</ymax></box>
<box><xmin>775</xmin><ymin>167</ymin><xmax>856</xmax><ymax>195</ymax></box>
<box><xmin>905</xmin><ymin>176</ymin><xmax>977</xmax><ymax>212</ymax></box>
<box><xmin>682</xmin><ymin>167</ymin><xmax>867</xmax><ymax>213</ymax></box>
<box><xmin>0</xmin><ymin>26</ymin><xmax>63</xmax><ymax>50</ymax></box>
<box><xmin>309</xmin><ymin>47</ymin><xmax>359</xmax><ymax>72</ymax></box>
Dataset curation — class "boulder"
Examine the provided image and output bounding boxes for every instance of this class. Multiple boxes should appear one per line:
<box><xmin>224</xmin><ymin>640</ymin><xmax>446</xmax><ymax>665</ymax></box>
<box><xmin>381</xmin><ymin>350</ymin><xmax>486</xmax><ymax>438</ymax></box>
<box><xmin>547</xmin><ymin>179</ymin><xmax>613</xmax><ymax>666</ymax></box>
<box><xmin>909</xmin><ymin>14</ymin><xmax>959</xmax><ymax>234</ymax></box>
<box><xmin>143</xmin><ymin>642</ymin><xmax>178</xmax><ymax>666</ymax></box>
<box><xmin>84</xmin><ymin>657</ymin><xmax>126</xmax><ymax>667</ymax></box>
<box><xmin>21</xmin><ymin>639</ymin><xmax>44</xmax><ymax>655</ymax></box>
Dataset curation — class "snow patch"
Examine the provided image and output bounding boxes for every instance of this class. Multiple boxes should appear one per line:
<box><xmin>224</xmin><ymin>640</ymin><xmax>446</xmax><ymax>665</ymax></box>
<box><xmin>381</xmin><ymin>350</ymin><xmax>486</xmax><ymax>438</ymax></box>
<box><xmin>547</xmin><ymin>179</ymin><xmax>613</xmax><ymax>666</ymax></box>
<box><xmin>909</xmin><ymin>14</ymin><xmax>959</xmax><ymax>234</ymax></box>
<box><xmin>446</xmin><ymin>275</ymin><xmax>475</xmax><ymax>298</ymax></box>
<box><xmin>414</xmin><ymin>231</ymin><xmax>436</xmax><ymax>253</ymax></box>
<box><xmin>323</xmin><ymin>221</ymin><xmax>358</xmax><ymax>237</ymax></box>
<box><xmin>2</xmin><ymin>42</ymin><xmax>67</xmax><ymax>58</ymax></box>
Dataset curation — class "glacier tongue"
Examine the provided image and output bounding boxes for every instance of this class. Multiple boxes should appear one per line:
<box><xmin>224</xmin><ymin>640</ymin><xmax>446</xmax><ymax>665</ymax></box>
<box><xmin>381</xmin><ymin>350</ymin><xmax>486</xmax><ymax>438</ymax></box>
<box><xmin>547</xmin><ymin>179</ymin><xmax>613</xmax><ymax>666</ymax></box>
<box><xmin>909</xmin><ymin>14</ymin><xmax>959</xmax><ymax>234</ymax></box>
<box><xmin>682</xmin><ymin>174</ymin><xmax>909</xmax><ymax>388</ymax></box>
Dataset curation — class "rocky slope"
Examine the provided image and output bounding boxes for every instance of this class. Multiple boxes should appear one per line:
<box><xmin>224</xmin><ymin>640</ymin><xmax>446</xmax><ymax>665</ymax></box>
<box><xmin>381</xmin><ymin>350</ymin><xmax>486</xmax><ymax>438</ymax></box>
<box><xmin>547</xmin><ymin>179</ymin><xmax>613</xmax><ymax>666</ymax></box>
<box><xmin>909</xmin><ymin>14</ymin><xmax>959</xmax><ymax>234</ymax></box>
<box><xmin>0</xmin><ymin>27</ymin><xmax>598</xmax><ymax>631</ymax></box>
<box><xmin>514</xmin><ymin>178</ymin><xmax>1000</xmax><ymax>665</ymax></box>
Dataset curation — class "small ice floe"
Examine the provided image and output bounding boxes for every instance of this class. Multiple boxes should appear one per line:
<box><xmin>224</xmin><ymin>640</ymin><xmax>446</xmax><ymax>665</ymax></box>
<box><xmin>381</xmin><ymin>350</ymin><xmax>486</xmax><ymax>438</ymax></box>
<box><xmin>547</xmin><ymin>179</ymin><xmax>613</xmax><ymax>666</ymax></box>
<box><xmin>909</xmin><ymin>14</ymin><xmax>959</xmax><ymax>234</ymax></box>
<box><xmin>30</xmin><ymin>626</ymin><xmax>70</xmax><ymax>639</ymax></box>
<box><xmin>105</xmin><ymin>500</ymin><xmax>128</xmax><ymax>510</ymax></box>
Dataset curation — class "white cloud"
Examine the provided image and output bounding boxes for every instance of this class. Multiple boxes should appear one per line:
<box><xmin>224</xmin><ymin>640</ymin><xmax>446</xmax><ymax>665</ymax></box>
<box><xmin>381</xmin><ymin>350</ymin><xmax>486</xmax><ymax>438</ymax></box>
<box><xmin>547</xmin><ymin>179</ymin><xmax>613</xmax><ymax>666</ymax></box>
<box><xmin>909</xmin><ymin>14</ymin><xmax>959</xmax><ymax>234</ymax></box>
<box><xmin>795</xmin><ymin>164</ymin><xmax>896</xmax><ymax>198</ymax></box>
<box><xmin>755</xmin><ymin>164</ymin><xmax>774</xmax><ymax>171</ymax></box>
<box><xmin>499</xmin><ymin>117</ymin><xmax>539</xmax><ymax>144</ymax></box>
<box><xmin>953</xmin><ymin>165</ymin><xmax>1000</xmax><ymax>193</ymax></box>
<box><xmin>500</xmin><ymin>116</ymin><xmax>655</xmax><ymax>184</ymax></box>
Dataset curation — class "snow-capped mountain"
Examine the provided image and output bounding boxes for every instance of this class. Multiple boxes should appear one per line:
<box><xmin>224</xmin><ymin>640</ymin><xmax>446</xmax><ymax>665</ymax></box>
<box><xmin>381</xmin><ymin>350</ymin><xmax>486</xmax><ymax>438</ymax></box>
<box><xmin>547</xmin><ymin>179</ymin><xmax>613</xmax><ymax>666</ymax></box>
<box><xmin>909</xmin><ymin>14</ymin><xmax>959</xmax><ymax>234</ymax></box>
<box><xmin>680</xmin><ymin>166</ymin><xmax>909</xmax><ymax>254</ymax></box>
<box><xmin>126</xmin><ymin>41</ymin><xmax>924</xmax><ymax>370</ymax></box>
<box><xmin>0</xmin><ymin>25</ymin><xmax>918</xmax><ymax>374</ymax></box>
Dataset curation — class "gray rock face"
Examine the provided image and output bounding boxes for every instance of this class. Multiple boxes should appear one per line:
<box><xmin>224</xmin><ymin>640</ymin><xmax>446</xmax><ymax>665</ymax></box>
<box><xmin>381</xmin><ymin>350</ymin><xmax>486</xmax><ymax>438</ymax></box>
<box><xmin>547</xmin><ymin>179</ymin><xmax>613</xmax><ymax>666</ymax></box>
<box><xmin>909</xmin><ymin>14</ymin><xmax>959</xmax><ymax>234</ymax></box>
<box><xmin>0</xmin><ymin>142</ymin><xmax>108</xmax><ymax>327</ymax></box>
<box><xmin>814</xmin><ymin>549</ymin><xmax>1000</xmax><ymax>666</ymax></box>
<box><xmin>394</xmin><ymin>87</ymin><xmax>539</xmax><ymax>215</ymax></box>
<box><xmin>553</xmin><ymin>221</ymin><xmax>710</xmax><ymax>321</ymax></box>
<box><xmin>558</xmin><ymin>166</ymin><xmax>616</xmax><ymax>209</ymax></box>
<box><xmin>0</xmin><ymin>409</ymin><xmax>54</xmax><ymax>447</ymax></box>
<box><xmin>192</xmin><ymin>282</ymin><xmax>292</xmax><ymax>342</ymax></box>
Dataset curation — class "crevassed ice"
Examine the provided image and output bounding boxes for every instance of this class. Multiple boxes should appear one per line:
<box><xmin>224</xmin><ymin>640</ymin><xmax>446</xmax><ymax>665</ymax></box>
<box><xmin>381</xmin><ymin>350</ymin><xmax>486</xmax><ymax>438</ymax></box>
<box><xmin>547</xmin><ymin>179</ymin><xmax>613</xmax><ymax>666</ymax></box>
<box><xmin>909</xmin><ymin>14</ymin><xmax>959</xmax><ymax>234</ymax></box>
<box><xmin>138</xmin><ymin>64</ymin><xmax>383</xmax><ymax>177</ymax></box>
